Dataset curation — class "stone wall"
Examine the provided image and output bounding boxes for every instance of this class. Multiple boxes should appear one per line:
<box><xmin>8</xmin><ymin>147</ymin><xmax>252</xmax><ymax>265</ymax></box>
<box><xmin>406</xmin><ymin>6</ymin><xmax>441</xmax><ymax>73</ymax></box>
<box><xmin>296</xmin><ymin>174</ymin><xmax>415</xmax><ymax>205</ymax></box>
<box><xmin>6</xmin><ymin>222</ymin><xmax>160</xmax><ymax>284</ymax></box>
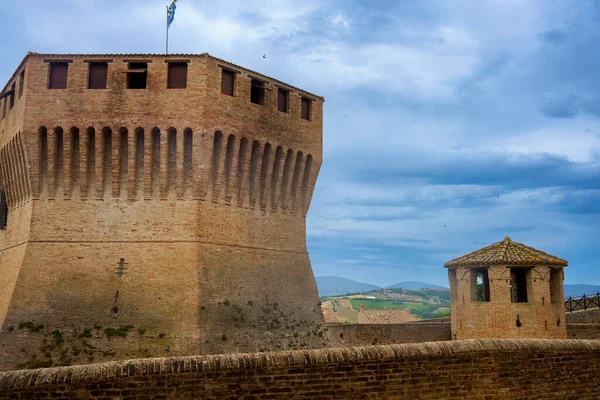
<box><xmin>1</xmin><ymin>339</ymin><xmax>600</xmax><ymax>399</ymax></box>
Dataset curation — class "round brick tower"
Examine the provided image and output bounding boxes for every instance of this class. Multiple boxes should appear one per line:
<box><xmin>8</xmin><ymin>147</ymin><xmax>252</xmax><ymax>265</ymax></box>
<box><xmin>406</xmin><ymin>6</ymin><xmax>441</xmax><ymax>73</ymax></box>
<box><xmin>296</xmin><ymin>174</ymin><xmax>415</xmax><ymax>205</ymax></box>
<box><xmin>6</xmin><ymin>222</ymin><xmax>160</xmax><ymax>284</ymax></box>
<box><xmin>445</xmin><ymin>237</ymin><xmax>567</xmax><ymax>340</ymax></box>
<box><xmin>0</xmin><ymin>53</ymin><xmax>326</xmax><ymax>370</ymax></box>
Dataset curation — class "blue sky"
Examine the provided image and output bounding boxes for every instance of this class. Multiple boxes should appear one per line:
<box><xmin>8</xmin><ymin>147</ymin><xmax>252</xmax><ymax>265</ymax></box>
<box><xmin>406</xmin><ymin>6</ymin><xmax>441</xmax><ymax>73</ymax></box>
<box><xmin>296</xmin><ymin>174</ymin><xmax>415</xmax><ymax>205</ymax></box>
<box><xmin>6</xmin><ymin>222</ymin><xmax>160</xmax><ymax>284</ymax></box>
<box><xmin>1</xmin><ymin>0</ymin><xmax>599</xmax><ymax>287</ymax></box>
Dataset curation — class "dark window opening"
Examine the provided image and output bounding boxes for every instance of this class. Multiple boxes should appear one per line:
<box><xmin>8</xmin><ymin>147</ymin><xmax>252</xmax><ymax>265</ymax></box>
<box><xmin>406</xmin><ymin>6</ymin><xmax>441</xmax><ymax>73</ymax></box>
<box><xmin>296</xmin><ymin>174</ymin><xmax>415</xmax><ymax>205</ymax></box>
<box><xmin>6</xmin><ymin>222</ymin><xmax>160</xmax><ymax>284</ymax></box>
<box><xmin>510</xmin><ymin>268</ymin><xmax>530</xmax><ymax>303</ymax></box>
<box><xmin>277</xmin><ymin>88</ymin><xmax>289</xmax><ymax>113</ymax></box>
<box><xmin>88</xmin><ymin>62</ymin><xmax>108</xmax><ymax>89</ymax></box>
<box><xmin>168</xmin><ymin>63</ymin><xmax>188</xmax><ymax>89</ymax></box>
<box><xmin>102</xmin><ymin>128</ymin><xmax>113</xmax><ymax>194</ymax></box>
<box><xmin>221</xmin><ymin>69</ymin><xmax>235</xmax><ymax>96</ymax></box>
<box><xmin>167</xmin><ymin>128</ymin><xmax>177</xmax><ymax>191</ymax></box>
<box><xmin>126</xmin><ymin>63</ymin><xmax>148</xmax><ymax>89</ymax></box>
<box><xmin>48</xmin><ymin>62</ymin><xmax>68</xmax><ymax>89</ymax></box>
<box><xmin>54</xmin><ymin>127</ymin><xmax>64</xmax><ymax>192</ymax></box>
<box><xmin>183</xmin><ymin>128</ymin><xmax>193</xmax><ymax>192</ymax></box>
<box><xmin>18</xmin><ymin>69</ymin><xmax>25</xmax><ymax>98</ymax></box>
<box><xmin>9</xmin><ymin>83</ymin><xmax>15</xmax><ymax>109</ymax></box>
<box><xmin>471</xmin><ymin>269</ymin><xmax>490</xmax><ymax>302</ymax></box>
<box><xmin>0</xmin><ymin>190</ymin><xmax>7</xmax><ymax>229</ymax></box>
<box><xmin>250</xmin><ymin>79</ymin><xmax>265</xmax><ymax>105</ymax></box>
<box><xmin>301</xmin><ymin>97</ymin><xmax>311</xmax><ymax>120</ymax></box>
<box><xmin>119</xmin><ymin>128</ymin><xmax>128</xmax><ymax>195</ymax></box>
<box><xmin>1</xmin><ymin>99</ymin><xmax>6</xmax><ymax>119</ymax></box>
<box><xmin>134</xmin><ymin>128</ymin><xmax>144</xmax><ymax>196</ymax></box>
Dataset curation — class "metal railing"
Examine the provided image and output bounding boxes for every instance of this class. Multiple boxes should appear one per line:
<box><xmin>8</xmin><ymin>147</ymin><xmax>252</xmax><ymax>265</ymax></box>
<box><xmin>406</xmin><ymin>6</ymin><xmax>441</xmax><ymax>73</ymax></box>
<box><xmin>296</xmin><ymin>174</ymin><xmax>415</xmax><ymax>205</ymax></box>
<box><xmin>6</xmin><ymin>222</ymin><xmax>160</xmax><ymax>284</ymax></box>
<box><xmin>565</xmin><ymin>292</ymin><xmax>600</xmax><ymax>313</ymax></box>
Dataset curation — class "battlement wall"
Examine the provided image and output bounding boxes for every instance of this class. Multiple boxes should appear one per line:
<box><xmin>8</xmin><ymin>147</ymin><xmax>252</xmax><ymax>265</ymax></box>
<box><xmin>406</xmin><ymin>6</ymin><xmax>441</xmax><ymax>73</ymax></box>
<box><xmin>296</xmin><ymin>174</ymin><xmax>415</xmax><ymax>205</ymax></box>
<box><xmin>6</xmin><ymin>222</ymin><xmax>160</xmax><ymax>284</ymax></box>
<box><xmin>1</xmin><ymin>339</ymin><xmax>599</xmax><ymax>399</ymax></box>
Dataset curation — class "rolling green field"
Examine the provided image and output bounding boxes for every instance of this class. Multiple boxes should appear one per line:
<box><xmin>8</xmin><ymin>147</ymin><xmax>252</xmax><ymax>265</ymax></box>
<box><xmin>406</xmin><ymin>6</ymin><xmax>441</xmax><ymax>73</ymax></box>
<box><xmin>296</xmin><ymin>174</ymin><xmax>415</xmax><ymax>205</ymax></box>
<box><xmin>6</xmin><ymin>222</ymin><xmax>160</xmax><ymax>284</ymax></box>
<box><xmin>348</xmin><ymin>298</ymin><xmax>450</xmax><ymax>319</ymax></box>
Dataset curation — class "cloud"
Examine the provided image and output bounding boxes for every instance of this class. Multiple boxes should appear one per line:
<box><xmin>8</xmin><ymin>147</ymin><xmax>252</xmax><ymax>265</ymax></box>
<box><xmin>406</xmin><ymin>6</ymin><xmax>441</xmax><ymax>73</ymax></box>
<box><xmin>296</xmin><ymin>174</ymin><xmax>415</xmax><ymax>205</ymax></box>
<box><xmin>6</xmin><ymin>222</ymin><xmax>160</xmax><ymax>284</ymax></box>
<box><xmin>2</xmin><ymin>0</ymin><xmax>600</xmax><ymax>286</ymax></box>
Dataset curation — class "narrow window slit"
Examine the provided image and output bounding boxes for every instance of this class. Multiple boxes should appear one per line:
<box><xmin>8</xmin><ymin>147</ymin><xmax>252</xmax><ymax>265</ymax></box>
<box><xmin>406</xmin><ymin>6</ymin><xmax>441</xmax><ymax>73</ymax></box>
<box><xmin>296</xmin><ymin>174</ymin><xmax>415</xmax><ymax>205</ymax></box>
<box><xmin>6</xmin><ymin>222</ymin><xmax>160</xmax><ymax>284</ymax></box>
<box><xmin>18</xmin><ymin>69</ymin><xmax>25</xmax><ymax>98</ymax></box>
<box><xmin>0</xmin><ymin>189</ymin><xmax>7</xmax><ymax>229</ymax></box>
<box><xmin>102</xmin><ymin>127</ymin><xmax>113</xmax><ymax>196</ymax></box>
<box><xmin>279</xmin><ymin>149</ymin><xmax>293</xmax><ymax>210</ymax></box>
<box><xmin>248</xmin><ymin>141</ymin><xmax>261</xmax><ymax>207</ymax></box>
<box><xmin>70</xmin><ymin>127</ymin><xmax>80</xmax><ymax>196</ymax></box>
<box><xmin>183</xmin><ymin>128</ymin><xmax>193</xmax><ymax>195</ymax></box>
<box><xmin>86</xmin><ymin>127</ymin><xmax>96</xmax><ymax>196</ymax></box>
<box><xmin>236</xmin><ymin>138</ymin><xmax>248</xmax><ymax>207</ymax></box>
<box><xmin>38</xmin><ymin>127</ymin><xmax>49</xmax><ymax>195</ymax></box>
<box><xmin>119</xmin><ymin>128</ymin><xmax>128</xmax><ymax>196</ymax></box>
<box><xmin>151</xmin><ymin>128</ymin><xmax>161</xmax><ymax>196</ymax></box>
<box><xmin>290</xmin><ymin>152</ymin><xmax>303</xmax><ymax>211</ymax></box>
<box><xmin>54</xmin><ymin>127</ymin><xmax>64</xmax><ymax>195</ymax></box>
<box><xmin>299</xmin><ymin>154</ymin><xmax>313</xmax><ymax>212</ymax></box>
<box><xmin>167</xmin><ymin>128</ymin><xmax>177</xmax><ymax>194</ymax></box>
<box><xmin>270</xmin><ymin>146</ymin><xmax>284</xmax><ymax>210</ymax></box>
<box><xmin>224</xmin><ymin>135</ymin><xmax>236</xmax><ymax>202</ymax></box>
<box><xmin>259</xmin><ymin>143</ymin><xmax>272</xmax><ymax>209</ymax></box>
<box><xmin>209</xmin><ymin>131</ymin><xmax>223</xmax><ymax>201</ymax></box>
<box><xmin>135</xmin><ymin>128</ymin><xmax>144</xmax><ymax>197</ymax></box>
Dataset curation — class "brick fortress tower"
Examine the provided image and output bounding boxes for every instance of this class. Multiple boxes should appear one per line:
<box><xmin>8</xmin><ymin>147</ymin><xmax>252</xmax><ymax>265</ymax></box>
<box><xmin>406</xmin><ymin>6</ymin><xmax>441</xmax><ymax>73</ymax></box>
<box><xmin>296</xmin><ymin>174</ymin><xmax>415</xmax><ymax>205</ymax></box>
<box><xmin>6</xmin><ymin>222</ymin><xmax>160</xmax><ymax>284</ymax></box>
<box><xmin>0</xmin><ymin>52</ymin><xmax>325</xmax><ymax>370</ymax></box>
<box><xmin>445</xmin><ymin>237</ymin><xmax>567</xmax><ymax>340</ymax></box>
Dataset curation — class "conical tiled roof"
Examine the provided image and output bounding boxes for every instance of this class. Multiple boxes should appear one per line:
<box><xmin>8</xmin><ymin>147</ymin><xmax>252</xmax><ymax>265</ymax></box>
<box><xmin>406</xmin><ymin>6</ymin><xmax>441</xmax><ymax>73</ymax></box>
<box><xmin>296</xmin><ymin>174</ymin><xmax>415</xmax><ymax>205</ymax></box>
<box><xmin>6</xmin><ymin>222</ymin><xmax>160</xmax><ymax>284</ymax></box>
<box><xmin>444</xmin><ymin>237</ymin><xmax>568</xmax><ymax>268</ymax></box>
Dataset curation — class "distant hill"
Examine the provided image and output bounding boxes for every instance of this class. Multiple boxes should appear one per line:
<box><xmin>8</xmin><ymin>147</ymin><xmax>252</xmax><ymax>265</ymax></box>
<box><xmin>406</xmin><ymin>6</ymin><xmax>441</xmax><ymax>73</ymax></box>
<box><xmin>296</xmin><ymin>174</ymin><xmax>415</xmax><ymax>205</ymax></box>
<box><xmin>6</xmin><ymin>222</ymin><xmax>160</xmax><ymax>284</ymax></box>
<box><xmin>386</xmin><ymin>281</ymin><xmax>448</xmax><ymax>290</ymax></box>
<box><xmin>315</xmin><ymin>276</ymin><xmax>381</xmax><ymax>297</ymax></box>
<box><xmin>564</xmin><ymin>284</ymin><xmax>600</xmax><ymax>298</ymax></box>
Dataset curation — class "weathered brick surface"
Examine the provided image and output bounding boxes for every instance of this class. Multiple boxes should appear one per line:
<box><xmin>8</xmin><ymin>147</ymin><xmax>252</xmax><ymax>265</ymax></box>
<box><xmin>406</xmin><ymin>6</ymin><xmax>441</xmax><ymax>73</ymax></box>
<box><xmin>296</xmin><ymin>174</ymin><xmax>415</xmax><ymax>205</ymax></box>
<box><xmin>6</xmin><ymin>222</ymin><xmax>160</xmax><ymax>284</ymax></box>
<box><xmin>449</xmin><ymin>264</ymin><xmax>567</xmax><ymax>340</ymax></box>
<box><xmin>566</xmin><ymin>308</ymin><xmax>600</xmax><ymax>324</ymax></box>
<box><xmin>567</xmin><ymin>324</ymin><xmax>600</xmax><ymax>339</ymax></box>
<box><xmin>1</xmin><ymin>339</ymin><xmax>599</xmax><ymax>399</ymax></box>
<box><xmin>326</xmin><ymin>322</ymin><xmax>451</xmax><ymax>346</ymax></box>
<box><xmin>0</xmin><ymin>53</ymin><xmax>326</xmax><ymax>370</ymax></box>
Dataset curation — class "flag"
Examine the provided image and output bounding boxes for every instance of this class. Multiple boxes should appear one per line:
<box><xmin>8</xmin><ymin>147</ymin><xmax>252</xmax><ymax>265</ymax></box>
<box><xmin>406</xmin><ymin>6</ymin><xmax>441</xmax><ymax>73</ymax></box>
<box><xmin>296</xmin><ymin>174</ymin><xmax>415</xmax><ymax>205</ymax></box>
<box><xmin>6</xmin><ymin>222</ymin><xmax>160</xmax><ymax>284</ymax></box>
<box><xmin>167</xmin><ymin>0</ymin><xmax>177</xmax><ymax>28</ymax></box>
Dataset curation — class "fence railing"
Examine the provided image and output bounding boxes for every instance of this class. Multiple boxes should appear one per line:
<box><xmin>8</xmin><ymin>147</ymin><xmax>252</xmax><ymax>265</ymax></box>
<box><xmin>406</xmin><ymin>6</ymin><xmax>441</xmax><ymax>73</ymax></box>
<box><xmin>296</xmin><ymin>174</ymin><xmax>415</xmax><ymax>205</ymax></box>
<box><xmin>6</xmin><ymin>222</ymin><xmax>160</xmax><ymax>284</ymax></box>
<box><xmin>565</xmin><ymin>292</ymin><xmax>600</xmax><ymax>313</ymax></box>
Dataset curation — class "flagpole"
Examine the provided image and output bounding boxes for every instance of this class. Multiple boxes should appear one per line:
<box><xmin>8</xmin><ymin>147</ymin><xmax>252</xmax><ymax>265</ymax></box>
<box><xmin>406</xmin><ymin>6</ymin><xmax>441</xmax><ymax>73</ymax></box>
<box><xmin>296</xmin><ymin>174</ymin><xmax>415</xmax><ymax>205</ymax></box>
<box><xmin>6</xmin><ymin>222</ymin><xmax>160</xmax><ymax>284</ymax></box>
<box><xmin>166</xmin><ymin>5</ymin><xmax>169</xmax><ymax>55</ymax></box>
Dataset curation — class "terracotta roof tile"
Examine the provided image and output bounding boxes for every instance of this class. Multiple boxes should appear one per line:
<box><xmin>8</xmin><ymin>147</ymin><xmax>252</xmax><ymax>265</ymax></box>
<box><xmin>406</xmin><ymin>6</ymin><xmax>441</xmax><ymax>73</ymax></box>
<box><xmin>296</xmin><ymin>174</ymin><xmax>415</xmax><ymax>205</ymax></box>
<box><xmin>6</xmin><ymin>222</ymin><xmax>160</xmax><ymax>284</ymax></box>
<box><xmin>444</xmin><ymin>237</ymin><xmax>568</xmax><ymax>268</ymax></box>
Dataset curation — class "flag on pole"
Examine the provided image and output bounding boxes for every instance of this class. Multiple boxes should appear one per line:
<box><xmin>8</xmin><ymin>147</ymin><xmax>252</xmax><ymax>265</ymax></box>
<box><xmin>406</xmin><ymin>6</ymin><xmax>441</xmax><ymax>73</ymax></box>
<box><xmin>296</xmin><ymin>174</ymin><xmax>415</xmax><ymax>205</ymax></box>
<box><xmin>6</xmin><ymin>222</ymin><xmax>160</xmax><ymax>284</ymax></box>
<box><xmin>167</xmin><ymin>0</ymin><xmax>177</xmax><ymax>28</ymax></box>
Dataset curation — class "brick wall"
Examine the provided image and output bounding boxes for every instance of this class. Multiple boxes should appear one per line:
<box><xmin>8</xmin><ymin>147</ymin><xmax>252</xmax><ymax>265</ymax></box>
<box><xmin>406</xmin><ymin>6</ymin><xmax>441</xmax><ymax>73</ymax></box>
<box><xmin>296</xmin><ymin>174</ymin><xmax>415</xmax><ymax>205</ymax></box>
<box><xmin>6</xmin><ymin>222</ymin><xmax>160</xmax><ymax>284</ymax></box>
<box><xmin>1</xmin><ymin>339</ymin><xmax>600</xmax><ymax>399</ymax></box>
<box><xmin>567</xmin><ymin>324</ymin><xmax>600</xmax><ymax>339</ymax></box>
<box><xmin>0</xmin><ymin>53</ymin><xmax>326</xmax><ymax>370</ymax></box>
<box><xmin>450</xmin><ymin>265</ymin><xmax>567</xmax><ymax>340</ymax></box>
<box><xmin>326</xmin><ymin>322</ymin><xmax>451</xmax><ymax>346</ymax></box>
<box><xmin>566</xmin><ymin>308</ymin><xmax>600</xmax><ymax>324</ymax></box>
